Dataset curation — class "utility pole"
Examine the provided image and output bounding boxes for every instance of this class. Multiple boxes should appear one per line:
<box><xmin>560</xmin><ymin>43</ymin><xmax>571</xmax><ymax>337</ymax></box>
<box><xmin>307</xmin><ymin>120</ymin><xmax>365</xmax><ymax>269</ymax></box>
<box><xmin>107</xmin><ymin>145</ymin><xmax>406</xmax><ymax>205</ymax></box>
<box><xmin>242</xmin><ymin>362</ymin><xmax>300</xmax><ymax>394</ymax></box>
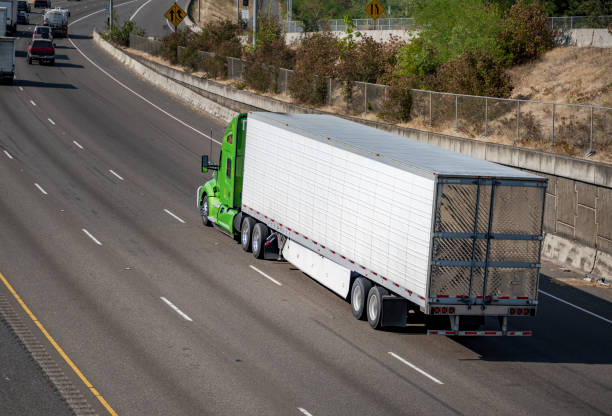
<box><xmin>109</xmin><ymin>0</ymin><xmax>113</xmax><ymax>29</ymax></box>
<box><xmin>287</xmin><ymin>0</ymin><xmax>292</xmax><ymax>22</ymax></box>
<box><xmin>252</xmin><ymin>0</ymin><xmax>257</xmax><ymax>47</ymax></box>
<box><xmin>198</xmin><ymin>0</ymin><xmax>201</xmax><ymax>22</ymax></box>
<box><xmin>236</xmin><ymin>0</ymin><xmax>239</xmax><ymax>24</ymax></box>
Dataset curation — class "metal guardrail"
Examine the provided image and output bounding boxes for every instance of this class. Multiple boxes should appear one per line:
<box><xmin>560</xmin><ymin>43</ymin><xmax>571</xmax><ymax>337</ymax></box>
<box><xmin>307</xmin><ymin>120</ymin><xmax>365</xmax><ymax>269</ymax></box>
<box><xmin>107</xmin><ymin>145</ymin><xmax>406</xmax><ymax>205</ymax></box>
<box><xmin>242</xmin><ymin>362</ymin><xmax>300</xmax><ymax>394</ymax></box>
<box><xmin>282</xmin><ymin>15</ymin><xmax>612</xmax><ymax>32</ymax></box>
<box><xmin>131</xmin><ymin>34</ymin><xmax>612</xmax><ymax>160</ymax></box>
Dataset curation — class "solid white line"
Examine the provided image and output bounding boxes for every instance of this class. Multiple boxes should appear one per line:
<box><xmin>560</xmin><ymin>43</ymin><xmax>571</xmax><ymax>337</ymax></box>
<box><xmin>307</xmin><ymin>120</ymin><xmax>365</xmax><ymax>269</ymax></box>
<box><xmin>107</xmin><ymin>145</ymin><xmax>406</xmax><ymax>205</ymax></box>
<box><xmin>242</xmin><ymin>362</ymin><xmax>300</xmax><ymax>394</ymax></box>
<box><xmin>388</xmin><ymin>352</ymin><xmax>444</xmax><ymax>385</ymax></box>
<box><xmin>109</xmin><ymin>169</ymin><xmax>124</xmax><ymax>181</ymax></box>
<box><xmin>18</xmin><ymin>86</ymin><xmax>23</xmax><ymax>91</ymax></box>
<box><xmin>539</xmin><ymin>289</ymin><xmax>612</xmax><ymax>325</ymax></box>
<box><xmin>164</xmin><ymin>209</ymin><xmax>186</xmax><ymax>223</ymax></box>
<box><xmin>48</xmin><ymin>118</ymin><xmax>55</xmax><ymax>125</ymax></box>
<box><xmin>82</xmin><ymin>229</ymin><xmax>102</xmax><ymax>246</ymax></box>
<box><xmin>30</xmin><ymin>100</ymin><xmax>37</xmax><ymax>106</ymax></box>
<box><xmin>130</xmin><ymin>0</ymin><xmax>153</xmax><ymax>20</ymax></box>
<box><xmin>34</xmin><ymin>183</ymin><xmax>48</xmax><ymax>195</ymax></box>
<box><xmin>298</xmin><ymin>408</ymin><xmax>313</xmax><ymax>416</ymax></box>
<box><xmin>160</xmin><ymin>297</ymin><xmax>193</xmax><ymax>321</ymax></box>
<box><xmin>67</xmin><ymin>14</ymin><xmax>220</xmax><ymax>145</ymax></box>
<box><xmin>249</xmin><ymin>265</ymin><xmax>282</xmax><ymax>286</ymax></box>
<box><xmin>3</xmin><ymin>150</ymin><xmax>13</xmax><ymax>159</ymax></box>
<box><xmin>73</xmin><ymin>140</ymin><xmax>84</xmax><ymax>149</ymax></box>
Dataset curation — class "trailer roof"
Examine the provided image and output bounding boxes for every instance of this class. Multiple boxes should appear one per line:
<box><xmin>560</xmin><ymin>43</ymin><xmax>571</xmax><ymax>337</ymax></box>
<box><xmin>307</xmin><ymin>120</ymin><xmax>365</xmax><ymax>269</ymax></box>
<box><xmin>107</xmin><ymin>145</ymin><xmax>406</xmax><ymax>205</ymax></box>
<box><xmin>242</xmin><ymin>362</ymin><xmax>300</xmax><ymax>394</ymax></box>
<box><xmin>251</xmin><ymin>112</ymin><xmax>543</xmax><ymax>180</ymax></box>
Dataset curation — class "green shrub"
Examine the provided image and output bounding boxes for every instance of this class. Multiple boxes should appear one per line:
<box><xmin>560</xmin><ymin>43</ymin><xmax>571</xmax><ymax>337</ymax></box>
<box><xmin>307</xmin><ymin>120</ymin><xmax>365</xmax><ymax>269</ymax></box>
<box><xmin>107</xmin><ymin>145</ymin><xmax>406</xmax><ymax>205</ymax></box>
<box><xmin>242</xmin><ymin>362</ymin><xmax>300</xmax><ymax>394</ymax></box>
<box><xmin>159</xmin><ymin>29</ymin><xmax>191</xmax><ymax>64</ymax></box>
<box><xmin>433</xmin><ymin>49</ymin><xmax>513</xmax><ymax>97</ymax></box>
<box><xmin>243</xmin><ymin>16</ymin><xmax>295</xmax><ymax>92</ymax></box>
<box><xmin>378</xmin><ymin>76</ymin><xmax>415</xmax><ymax>122</ymax></box>
<box><xmin>105</xmin><ymin>14</ymin><xmax>145</xmax><ymax>47</ymax></box>
<box><xmin>498</xmin><ymin>0</ymin><xmax>555</xmax><ymax>65</ymax></box>
<box><xmin>289</xmin><ymin>33</ymin><xmax>340</xmax><ymax>105</ymax></box>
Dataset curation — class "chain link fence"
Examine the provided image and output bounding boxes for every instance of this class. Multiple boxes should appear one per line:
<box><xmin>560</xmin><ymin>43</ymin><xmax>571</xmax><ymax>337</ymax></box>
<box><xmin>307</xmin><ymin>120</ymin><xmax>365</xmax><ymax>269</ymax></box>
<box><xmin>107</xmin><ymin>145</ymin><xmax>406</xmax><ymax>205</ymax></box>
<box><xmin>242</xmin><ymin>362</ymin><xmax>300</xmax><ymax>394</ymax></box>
<box><xmin>549</xmin><ymin>15</ymin><xmax>612</xmax><ymax>29</ymax></box>
<box><xmin>282</xmin><ymin>16</ymin><xmax>611</xmax><ymax>32</ymax></box>
<box><xmin>129</xmin><ymin>34</ymin><xmax>611</xmax><ymax>160</ymax></box>
<box><xmin>129</xmin><ymin>34</ymin><xmax>162</xmax><ymax>55</ymax></box>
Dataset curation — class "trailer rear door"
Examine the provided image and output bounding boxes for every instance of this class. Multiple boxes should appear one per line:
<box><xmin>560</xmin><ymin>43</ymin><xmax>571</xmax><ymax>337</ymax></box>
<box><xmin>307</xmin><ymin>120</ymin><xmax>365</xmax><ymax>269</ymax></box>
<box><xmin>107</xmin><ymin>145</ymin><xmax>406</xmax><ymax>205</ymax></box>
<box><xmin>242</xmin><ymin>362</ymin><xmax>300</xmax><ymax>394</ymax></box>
<box><xmin>428</xmin><ymin>177</ymin><xmax>546</xmax><ymax>306</ymax></box>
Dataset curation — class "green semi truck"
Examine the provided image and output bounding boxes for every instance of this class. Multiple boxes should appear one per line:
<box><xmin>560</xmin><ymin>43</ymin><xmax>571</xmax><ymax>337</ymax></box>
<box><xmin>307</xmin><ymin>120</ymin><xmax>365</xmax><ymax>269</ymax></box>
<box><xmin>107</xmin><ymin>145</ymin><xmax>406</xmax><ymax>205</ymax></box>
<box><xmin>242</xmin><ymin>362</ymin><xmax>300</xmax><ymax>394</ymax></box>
<box><xmin>197</xmin><ymin>112</ymin><xmax>547</xmax><ymax>335</ymax></box>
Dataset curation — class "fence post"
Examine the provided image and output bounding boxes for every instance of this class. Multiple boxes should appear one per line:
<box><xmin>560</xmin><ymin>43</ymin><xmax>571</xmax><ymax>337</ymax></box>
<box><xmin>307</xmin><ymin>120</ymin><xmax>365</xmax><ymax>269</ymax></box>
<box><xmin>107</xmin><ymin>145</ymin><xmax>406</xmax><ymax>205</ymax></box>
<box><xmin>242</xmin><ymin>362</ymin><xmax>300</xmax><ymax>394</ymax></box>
<box><xmin>551</xmin><ymin>103</ymin><xmax>555</xmax><ymax>144</ymax></box>
<box><xmin>570</xmin><ymin>16</ymin><xmax>573</xmax><ymax>30</ymax></box>
<box><xmin>454</xmin><ymin>95</ymin><xmax>458</xmax><ymax>133</ymax></box>
<box><xmin>484</xmin><ymin>98</ymin><xmax>488</xmax><ymax>138</ymax></box>
<box><xmin>588</xmin><ymin>106</ymin><xmax>594</xmax><ymax>155</ymax></box>
<box><xmin>364</xmin><ymin>83</ymin><xmax>367</xmax><ymax>115</ymax></box>
<box><xmin>285</xmin><ymin>69</ymin><xmax>288</xmax><ymax>95</ymax></box>
<box><xmin>429</xmin><ymin>91</ymin><xmax>432</xmax><ymax>128</ymax></box>
<box><xmin>328</xmin><ymin>78</ymin><xmax>332</xmax><ymax>106</ymax></box>
<box><xmin>514</xmin><ymin>100</ymin><xmax>520</xmax><ymax>146</ymax></box>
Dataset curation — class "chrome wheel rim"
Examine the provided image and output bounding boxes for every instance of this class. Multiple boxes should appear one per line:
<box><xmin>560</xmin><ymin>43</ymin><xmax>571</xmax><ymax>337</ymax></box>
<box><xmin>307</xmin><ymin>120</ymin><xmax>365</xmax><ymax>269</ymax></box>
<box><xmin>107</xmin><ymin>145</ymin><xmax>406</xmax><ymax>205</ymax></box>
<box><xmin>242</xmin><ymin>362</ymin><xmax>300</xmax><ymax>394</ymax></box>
<box><xmin>368</xmin><ymin>293</ymin><xmax>378</xmax><ymax>321</ymax></box>
<box><xmin>252</xmin><ymin>228</ymin><xmax>259</xmax><ymax>253</ymax></box>
<box><xmin>353</xmin><ymin>285</ymin><xmax>362</xmax><ymax>311</ymax></box>
<box><xmin>242</xmin><ymin>225</ymin><xmax>248</xmax><ymax>245</ymax></box>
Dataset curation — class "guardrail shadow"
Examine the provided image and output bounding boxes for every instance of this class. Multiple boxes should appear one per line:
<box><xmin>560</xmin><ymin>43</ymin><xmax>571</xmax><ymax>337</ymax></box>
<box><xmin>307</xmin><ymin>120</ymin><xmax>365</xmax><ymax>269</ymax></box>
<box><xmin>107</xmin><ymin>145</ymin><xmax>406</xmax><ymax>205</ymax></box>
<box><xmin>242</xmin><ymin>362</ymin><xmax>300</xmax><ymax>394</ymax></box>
<box><xmin>52</xmin><ymin>62</ymin><xmax>84</xmax><ymax>68</ymax></box>
<box><xmin>453</xmin><ymin>274</ymin><xmax>612</xmax><ymax>365</ymax></box>
<box><xmin>67</xmin><ymin>34</ymin><xmax>92</xmax><ymax>40</ymax></box>
<box><xmin>13</xmin><ymin>79</ymin><xmax>77</xmax><ymax>89</ymax></box>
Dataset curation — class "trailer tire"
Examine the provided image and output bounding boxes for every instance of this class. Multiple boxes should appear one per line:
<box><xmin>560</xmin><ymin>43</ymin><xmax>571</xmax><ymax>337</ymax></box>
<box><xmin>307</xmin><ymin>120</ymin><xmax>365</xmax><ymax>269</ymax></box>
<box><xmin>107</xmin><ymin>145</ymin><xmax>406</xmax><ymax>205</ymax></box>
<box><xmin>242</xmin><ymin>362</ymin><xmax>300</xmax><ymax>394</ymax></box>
<box><xmin>367</xmin><ymin>286</ymin><xmax>388</xmax><ymax>330</ymax></box>
<box><xmin>200</xmin><ymin>195</ymin><xmax>211</xmax><ymax>226</ymax></box>
<box><xmin>351</xmin><ymin>277</ymin><xmax>372</xmax><ymax>320</ymax></box>
<box><xmin>241</xmin><ymin>217</ymin><xmax>256</xmax><ymax>252</ymax></box>
<box><xmin>251</xmin><ymin>223</ymin><xmax>269</xmax><ymax>259</ymax></box>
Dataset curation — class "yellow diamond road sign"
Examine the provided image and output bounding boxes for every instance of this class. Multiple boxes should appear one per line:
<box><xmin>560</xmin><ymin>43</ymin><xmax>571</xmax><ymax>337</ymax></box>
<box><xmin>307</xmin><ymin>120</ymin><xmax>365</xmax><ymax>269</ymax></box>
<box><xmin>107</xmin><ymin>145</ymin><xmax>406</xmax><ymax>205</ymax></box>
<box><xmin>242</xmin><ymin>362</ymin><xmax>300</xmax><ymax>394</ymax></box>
<box><xmin>164</xmin><ymin>3</ymin><xmax>186</xmax><ymax>29</ymax></box>
<box><xmin>365</xmin><ymin>0</ymin><xmax>385</xmax><ymax>20</ymax></box>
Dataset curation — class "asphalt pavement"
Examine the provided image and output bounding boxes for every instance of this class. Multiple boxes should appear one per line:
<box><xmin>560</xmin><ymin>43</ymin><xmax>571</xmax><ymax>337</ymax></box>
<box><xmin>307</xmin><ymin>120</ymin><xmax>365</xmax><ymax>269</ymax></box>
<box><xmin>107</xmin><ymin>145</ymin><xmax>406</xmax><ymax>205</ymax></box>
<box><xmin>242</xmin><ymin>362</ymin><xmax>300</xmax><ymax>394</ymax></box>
<box><xmin>0</xmin><ymin>1</ymin><xmax>610</xmax><ymax>415</ymax></box>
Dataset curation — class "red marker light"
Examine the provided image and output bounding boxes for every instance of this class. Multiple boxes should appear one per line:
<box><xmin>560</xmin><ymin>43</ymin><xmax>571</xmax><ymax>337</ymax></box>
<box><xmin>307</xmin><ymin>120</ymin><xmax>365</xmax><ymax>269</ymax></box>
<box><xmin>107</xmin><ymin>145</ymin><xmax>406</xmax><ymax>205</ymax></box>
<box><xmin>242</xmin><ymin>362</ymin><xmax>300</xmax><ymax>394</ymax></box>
<box><xmin>434</xmin><ymin>307</ymin><xmax>440</xmax><ymax>313</ymax></box>
<box><xmin>441</xmin><ymin>307</ymin><xmax>447</xmax><ymax>313</ymax></box>
<box><xmin>523</xmin><ymin>308</ymin><xmax>529</xmax><ymax>315</ymax></box>
<box><xmin>509</xmin><ymin>308</ymin><xmax>515</xmax><ymax>315</ymax></box>
<box><xmin>517</xmin><ymin>308</ymin><xmax>523</xmax><ymax>315</ymax></box>
<box><xmin>449</xmin><ymin>307</ymin><xmax>455</xmax><ymax>314</ymax></box>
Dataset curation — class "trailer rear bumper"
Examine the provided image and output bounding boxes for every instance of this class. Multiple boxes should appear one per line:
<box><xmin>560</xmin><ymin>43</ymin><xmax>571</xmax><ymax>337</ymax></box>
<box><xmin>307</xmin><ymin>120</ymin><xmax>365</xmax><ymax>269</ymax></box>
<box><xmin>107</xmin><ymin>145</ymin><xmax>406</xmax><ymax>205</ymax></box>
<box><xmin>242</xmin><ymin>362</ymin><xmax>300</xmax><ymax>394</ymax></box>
<box><xmin>427</xmin><ymin>330</ymin><xmax>532</xmax><ymax>336</ymax></box>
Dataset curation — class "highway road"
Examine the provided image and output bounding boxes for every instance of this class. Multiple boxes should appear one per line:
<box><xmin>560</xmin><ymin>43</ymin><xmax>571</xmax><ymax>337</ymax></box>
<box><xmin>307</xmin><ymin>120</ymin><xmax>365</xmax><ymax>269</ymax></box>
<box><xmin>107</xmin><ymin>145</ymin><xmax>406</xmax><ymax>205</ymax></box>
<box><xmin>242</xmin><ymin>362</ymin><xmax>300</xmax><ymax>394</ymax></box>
<box><xmin>0</xmin><ymin>1</ymin><xmax>611</xmax><ymax>415</ymax></box>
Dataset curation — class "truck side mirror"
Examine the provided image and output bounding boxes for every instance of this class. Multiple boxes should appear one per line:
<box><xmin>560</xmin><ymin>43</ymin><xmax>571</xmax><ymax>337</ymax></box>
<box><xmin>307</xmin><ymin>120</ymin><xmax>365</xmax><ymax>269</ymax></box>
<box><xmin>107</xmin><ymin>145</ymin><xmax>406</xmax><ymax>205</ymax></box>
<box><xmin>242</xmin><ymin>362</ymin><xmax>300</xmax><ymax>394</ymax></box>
<box><xmin>201</xmin><ymin>155</ymin><xmax>209</xmax><ymax>172</ymax></box>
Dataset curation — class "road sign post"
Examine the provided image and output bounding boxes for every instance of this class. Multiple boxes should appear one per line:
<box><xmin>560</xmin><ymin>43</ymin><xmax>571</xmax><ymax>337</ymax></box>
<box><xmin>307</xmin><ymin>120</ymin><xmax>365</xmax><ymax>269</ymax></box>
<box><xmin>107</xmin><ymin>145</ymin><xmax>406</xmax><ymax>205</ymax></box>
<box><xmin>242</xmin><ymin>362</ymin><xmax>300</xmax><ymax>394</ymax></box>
<box><xmin>164</xmin><ymin>2</ymin><xmax>187</xmax><ymax>30</ymax></box>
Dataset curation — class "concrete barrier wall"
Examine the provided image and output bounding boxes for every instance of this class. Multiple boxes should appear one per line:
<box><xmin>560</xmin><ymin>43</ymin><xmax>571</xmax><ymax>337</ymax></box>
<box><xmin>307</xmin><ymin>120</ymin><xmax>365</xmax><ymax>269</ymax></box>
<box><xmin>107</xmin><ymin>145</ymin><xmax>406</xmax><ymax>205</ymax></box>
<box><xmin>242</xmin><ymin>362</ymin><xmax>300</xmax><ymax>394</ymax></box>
<box><xmin>96</xmin><ymin>32</ymin><xmax>612</xmax><ymax>277</ymax></box>
<box><xmin>556</xmin><ymin>28</ymin><xmax>612</xmax><ymax>47</ymax></box>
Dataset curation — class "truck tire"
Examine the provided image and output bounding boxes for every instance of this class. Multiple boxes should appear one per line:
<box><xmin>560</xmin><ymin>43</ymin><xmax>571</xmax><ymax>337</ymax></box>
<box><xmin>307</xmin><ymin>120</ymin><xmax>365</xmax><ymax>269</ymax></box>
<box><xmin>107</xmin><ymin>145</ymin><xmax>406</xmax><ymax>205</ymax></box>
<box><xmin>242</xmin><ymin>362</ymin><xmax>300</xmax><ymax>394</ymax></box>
<box><xmin>367</xmin><ymin>286</ymin><xmax>388</xmax><ymax>330</ymax></box>
<box><xmin>241</xmin><ymin>217</ymin><xmax>256</xmax><ymax>252</ymax></box>
<box><xmin>251</xmin><ymin>223</ymin><xmax>269</xmax><ymax>259</ymax></box>
<box><xmin>200</xmin><ymin>195</ymin><xmax>211</xmax><ymax>226</ymax></box>
<box><xmin>351</xmin><ymin>277</ymin><xmax>372</xmax><ymax>320</ymax></box>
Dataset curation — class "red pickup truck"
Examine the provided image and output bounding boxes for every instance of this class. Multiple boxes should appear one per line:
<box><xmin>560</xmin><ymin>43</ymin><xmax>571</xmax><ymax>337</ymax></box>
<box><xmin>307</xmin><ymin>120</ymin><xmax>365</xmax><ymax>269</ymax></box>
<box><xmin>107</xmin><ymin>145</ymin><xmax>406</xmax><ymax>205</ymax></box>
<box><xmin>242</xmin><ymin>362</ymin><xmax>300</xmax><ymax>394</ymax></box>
<box><xmin>27</xmin><ymin>39</ymin><xmax>55</xmax><ymax>65</ymax></box>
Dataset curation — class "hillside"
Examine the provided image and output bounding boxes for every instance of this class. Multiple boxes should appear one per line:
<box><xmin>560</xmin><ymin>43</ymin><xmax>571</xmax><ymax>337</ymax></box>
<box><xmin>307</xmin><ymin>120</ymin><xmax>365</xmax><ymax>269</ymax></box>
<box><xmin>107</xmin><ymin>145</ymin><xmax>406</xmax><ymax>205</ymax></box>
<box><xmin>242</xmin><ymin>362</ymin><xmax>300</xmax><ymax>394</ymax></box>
<box><xmin>509</xmin><ymin>46</ymin><xmax>612</xmax><ymax>107</ymax></box>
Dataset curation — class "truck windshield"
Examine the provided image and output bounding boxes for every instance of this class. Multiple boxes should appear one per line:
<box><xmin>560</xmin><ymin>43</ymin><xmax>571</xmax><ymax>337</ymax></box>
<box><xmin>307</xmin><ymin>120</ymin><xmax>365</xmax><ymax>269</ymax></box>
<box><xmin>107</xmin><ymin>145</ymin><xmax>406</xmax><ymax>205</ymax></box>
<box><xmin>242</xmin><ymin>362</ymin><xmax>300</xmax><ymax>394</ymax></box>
<box><xmin>32</xmin><ymin>41</ymin><xmax>51</xmax><ymax>48</ymax></box>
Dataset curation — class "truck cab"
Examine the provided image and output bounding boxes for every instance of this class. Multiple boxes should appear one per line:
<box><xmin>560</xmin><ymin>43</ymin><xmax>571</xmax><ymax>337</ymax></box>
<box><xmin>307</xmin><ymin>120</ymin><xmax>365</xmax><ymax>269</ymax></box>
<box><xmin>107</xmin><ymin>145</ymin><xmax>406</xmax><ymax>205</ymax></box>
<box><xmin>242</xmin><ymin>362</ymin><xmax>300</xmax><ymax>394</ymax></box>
<box><xmin>197</xmin><ymin>113</ymin><xmax>247</xmax><ymax>236</ymax></box>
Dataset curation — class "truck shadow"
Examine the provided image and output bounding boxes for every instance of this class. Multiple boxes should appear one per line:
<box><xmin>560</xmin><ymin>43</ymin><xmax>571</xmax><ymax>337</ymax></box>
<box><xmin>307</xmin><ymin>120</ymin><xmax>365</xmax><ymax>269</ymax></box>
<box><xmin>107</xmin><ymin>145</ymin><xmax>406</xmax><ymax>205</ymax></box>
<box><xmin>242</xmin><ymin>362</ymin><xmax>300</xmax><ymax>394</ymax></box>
<box><xmin>52</xmin><ymin>62</ymin><xmax>84</xmax><ymax>68</ymax></box>
<box><xmin>13</xmin><ymin>79</ymin><xmax>77</xmax><ymax>89</ymax></box>
<box><xmin>452</xmin><ymin>274</ymin><xmax>612</xmax><ymax>365</ymax></box>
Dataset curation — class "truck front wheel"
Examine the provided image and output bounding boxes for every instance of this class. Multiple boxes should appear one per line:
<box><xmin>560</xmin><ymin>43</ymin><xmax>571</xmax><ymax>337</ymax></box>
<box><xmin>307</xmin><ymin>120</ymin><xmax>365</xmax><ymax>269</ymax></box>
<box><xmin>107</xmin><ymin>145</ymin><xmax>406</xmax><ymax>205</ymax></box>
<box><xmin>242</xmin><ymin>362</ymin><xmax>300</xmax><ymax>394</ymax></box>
<box><xmin>252</xmin><ymin>223</ymin><xmax>269</xmax><ymax>259</ymax></box>
<box><xmin>241</xmin><ymin>217</ymin><xmax>256</xmax><ymax>252</ymax></box>
<box><xmin>367</xmin><ymin>286</ymin><xmax>388</xmax><ymax>330</ymax></box>
<box><xmin>351</xmin><ymin>277</ymin><xmax>372</xmax><ymax>320</ymax></box>
<box><xmin>200</xmin><ymin>196</ymin><xmax>211</xmax><ymax>226</ymax></box>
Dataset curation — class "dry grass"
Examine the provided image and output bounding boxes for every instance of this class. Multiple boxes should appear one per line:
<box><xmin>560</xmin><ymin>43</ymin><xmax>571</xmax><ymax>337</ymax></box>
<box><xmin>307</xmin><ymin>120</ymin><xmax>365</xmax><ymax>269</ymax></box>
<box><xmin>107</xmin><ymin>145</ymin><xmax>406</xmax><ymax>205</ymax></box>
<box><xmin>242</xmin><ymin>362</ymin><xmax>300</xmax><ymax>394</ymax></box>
<box><xmin>189</xmin><ymin>0</ymin><xmax>237</xmax><ymax>25</ymax></box>
<box><xmin>509</xmin><ymin>46</ymin><xmax>612</xmax><ymax>106</ymax></box>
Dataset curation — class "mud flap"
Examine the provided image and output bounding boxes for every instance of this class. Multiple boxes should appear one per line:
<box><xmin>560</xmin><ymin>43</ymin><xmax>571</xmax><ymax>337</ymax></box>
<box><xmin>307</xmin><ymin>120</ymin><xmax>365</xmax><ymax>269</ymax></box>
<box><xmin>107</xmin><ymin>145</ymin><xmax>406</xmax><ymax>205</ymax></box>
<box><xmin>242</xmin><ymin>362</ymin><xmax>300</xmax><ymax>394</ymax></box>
<box><xmin>381</xmin><ymin>296</ymin><xmax>408</xmax><ymax>327</ymax></box>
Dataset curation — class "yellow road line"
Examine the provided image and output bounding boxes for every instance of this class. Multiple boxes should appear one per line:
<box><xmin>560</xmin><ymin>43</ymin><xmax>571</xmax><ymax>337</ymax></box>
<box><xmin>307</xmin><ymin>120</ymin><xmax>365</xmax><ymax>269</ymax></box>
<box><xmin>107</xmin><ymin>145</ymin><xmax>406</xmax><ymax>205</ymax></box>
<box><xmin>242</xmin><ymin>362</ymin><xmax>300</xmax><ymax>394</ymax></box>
<box><xmin>0</xmin><ymin>271</ymin><xmax>118</xmax><ymax>416</ymax></box>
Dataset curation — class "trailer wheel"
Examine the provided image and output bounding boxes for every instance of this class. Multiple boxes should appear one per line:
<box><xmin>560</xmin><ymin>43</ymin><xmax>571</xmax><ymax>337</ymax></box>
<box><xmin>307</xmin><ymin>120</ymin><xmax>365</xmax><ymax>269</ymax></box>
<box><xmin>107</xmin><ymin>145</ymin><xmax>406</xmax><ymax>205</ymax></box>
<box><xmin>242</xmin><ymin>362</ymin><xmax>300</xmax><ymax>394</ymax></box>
<box><xmin>251</xmin><ymin>223</ymin><xmax>269</xmax><ymax>259</ymax></box>
<box><xmin>351</xmin><ymin>277</ymin><xmax>372</xmax><ymax>320</ymax></box>
<box><xmin>241</xmin><ymin>217</ymin><xmax>256</xmax><ymax>252</ymax></box>
<box><xmin>200</xmin><ymin>195</ymin><xmax>211</xmax><ymax>226</ymax></box>
<box><xmin>367</xmin><ymin>286</ymin><xmax>388</xmax><ymax>330</ymax></box>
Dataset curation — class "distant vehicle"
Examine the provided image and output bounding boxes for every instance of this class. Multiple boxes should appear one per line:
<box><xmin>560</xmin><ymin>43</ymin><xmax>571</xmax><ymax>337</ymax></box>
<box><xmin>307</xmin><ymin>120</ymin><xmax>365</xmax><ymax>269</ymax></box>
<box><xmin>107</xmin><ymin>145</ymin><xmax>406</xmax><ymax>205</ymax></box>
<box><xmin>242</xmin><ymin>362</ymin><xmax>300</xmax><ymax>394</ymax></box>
<box><xmin>43</xmin><ymin>8</ymin><xmax>67</xmax><ymax>36</ymax></box>
<box><xmin>0</xmin><ymin>36</ymin><xmax>15</xmax><ymax>83</ymax></box>
<box><xmin>0</xmin><ymin>0</ymin><xmax>17</xmax><ymax>33</ymax></box>
<box><xmin>33</xmin><ymin>0</ymin><xmax>49</xmax><ymax>8</ymax></box>
<box><xmin>27</xmin><ymin>38</ymin><xmax>54</xmax><ymax>65</ymax></box>
<box><xmin>16</xmin><ymin>9</ymin><xmax>27</xmax><ymax>24</ymax></box>
<box><xmin>32</xmin><ymin>24</ymin><xmax>52</xmax><ymax>40</ymax></box>
<box><xmin>16</xmin><ymin>0</ymin><xmax>28</xmax><ymax>13</ymax></box>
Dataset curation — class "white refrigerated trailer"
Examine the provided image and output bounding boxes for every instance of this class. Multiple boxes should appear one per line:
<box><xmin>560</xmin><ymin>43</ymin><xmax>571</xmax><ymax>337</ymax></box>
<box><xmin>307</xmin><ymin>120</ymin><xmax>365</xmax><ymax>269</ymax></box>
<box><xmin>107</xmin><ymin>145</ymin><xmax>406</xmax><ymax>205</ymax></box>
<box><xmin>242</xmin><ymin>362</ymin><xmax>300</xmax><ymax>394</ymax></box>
<box><xmin>198</xmin><ymin>112</ymin><xmax>547</xmax><ymax>336</ymax></box>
